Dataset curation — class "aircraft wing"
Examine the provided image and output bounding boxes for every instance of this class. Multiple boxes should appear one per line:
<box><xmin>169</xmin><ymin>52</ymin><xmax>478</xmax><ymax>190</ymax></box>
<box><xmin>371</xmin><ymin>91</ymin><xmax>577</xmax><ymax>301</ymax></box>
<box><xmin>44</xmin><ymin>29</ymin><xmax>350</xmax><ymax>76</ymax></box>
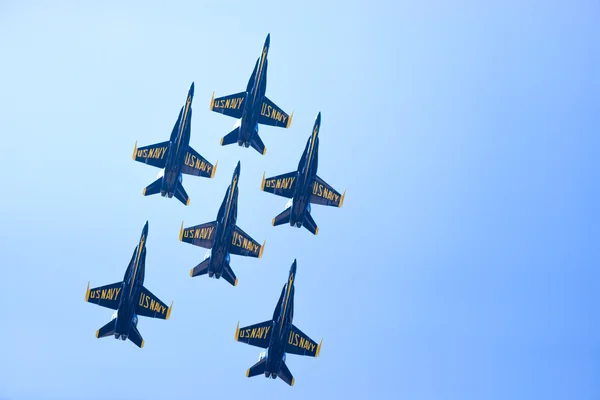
<box><xmin>284</xmin><ymin>324</ymin><xmax>322</xmax><ymax>357</ymax></box>
<box><xmin>85</xmin><ymin>281</ymin><xmax>123</xmax><ymax>310</ymax></box>
<box><xmin>210</xmin><ymin>91</ymin><xmax>247</xmax><ymax>119</ymax></box>
<box><xmin>309</xmin><ymin>175</ymin><xmax>345</xmax><ymax>207</ymax></box>
<box><xmin>229</xmin><ymin>226</ymin><xmax>264</xmax><ymax>258</ymax></box>
<box><xmin>132</xmin><ymin>141</ymin><xmax>170</xmax><ymax>169</ymax></box>
<box><xmin>261</xmin><ymin>171</ymin><xmax>297</xmax><ymax>199</ymax></box>
<box><xmin>136</xmin><ymin>286</ymin><xmax>172</xmax><ymax>320</ymax></box>
<box><xmin>257</xmin><ymin>96</ymin><xmax>292</xmax><ymax>128</ymax></box>
<box><xmin>182</xmin><ymin>146</ymin><xmax>217</xmax><ymax>178</ymax></box>
<box><xmin>179</xmin><ymin>221</ymin><xmax>218</xmax><ymax>249</ymax></box>
<box><xmin>235</xmin><ymin>320</ymin><xmax>273</xmax><ymax>348</ymax></box>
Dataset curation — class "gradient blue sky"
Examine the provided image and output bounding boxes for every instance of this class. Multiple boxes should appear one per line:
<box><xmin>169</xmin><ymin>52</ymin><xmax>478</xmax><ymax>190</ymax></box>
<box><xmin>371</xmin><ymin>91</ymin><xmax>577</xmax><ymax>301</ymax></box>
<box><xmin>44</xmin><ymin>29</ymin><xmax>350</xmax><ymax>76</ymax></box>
<box><xmin>0</xmin><ymin>1</ymin><xmax>598</xmax><ymax>399</ymax></box>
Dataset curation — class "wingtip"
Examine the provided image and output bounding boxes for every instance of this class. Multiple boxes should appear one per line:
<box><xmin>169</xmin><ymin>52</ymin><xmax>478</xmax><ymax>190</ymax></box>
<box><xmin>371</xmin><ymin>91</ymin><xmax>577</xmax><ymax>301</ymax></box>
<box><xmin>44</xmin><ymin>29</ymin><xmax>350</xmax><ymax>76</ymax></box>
<box><xmin>271</xmin><ymin>218</ymin><xmax>276</xmax><ymax>226</ymax></box>
<box><xmin>315</xmin><ymin>227</ymin><xmax>319</xmax><ymax>235</ymax></box>
<box><xmin>186</xmin><ymin>197</ymin><xmax>191</xmax><ymax>206</ymax></box>
<box><xmin>234</xmin><ymin>278</ymin><xmax>239</xmax><ymax>286</ymax></box>
<box><xmin>220</xmin><ymin>137</ymin><xmax>224</xmax><ymax>146</ymax></box>
<box><xmin>260</xmin><ymin>172</ymin><xmax>266</xmax><ymax>191</ymax></box>
<box><xmin>262</xmin><ymin>147</ymin><xmax>267</xmax><ymax>155</ymax></box>
<box><xmin>246</xmin><ymin>369</ymin><xmax>250</xmax><ymax>377</ymax></box>
<box><xmin>166</xmin><ymin>301</ymin><xmax>173</xmax><ymax>320</ymax></box>
<box><xmin>85</xmin><ymin>281</ymin><xmax>90</xmax><ymax>302</ymax></box>
<box><xmin>211</xmin><ymin>160</ymin><xmax>218</xmax><ymax>179</ymax></box>
<box><xmin>141</xmin><ymin>340</ymin><xmax>145</xmax><ymax>348</ymax></box>
<box><xmin>179</xmin><ymin>221</ymin><xmax>184</xmax><ymax>241</ymax></box>
<box><xmin>142</xmin><ymin>187</ymin><xmax>146</xmax><ymax>196</ymax></box>
<box><xmin>286</xmin><ymin>110</ymin><xmax>294</xmax><ymax>128</ymax></box>
<box><xmin>132</xmin><ymin>141</ymin><xmax>138</xmax><ymax>160</ymax></box>
<box><xmin>339</xmin><ymin>189</ymin><xmax>346</xmax><ymax>208</ymax></box>
<box><xmin>291</xmin><ymin>377</ymin><xmax>295</xmax><ymax>386</ymax></box>
<box><xmin>235</xmin><ymin>321</ymin><xmax>240</xmax><ymax>340</ymax></box>
<box><xmin>95</xmin><ymin>329</ymin><xmax>99</xmax><ymax>338</ymax></box>
<box><xmin>316</xmin><ymin>338</ymin><xmax>323</xmax><ymax>357</ymax></box>
<box><xmin>189</xmin><ymin>268</ymin><xmax>194</xmax><ymax>277</ymax></box>
<box><xmin>258</xmin><ymin>240</ymin><xmax>265</xmax><ymax>258</ymax></box>
<box><xmin>210</xmin><ymin>91</ymin><xmax>215</xmax><ymax>110</ymax></box>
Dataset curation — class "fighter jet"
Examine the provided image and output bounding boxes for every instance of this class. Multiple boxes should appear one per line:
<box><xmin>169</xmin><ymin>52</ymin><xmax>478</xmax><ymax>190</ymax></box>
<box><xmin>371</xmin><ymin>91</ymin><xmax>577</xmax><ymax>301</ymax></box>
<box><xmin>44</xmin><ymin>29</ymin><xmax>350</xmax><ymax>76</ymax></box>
<box><xmin>132</xmin><ymin>82</ymin><xmax>217</xmax><ymax>206</ymax></box>
<box><xmin>260</xmin><ymin>112</ymin><xmax>345</xmax><ymax>235</ymax></box>
<box><xmin>179</xmin><ymin>161</ymin><xmax>264</xmax><ymax>286</ymax></box>
<box><xmin>209</xmin><ymin>34</ymin><xmax>293</xmax><ymax>155</ymax></box>
<box><xmin>235</xmin><ymin>259</ymin><xmax>321</xmax><ymax>386</ymax></box>
<box><xmin>84</xmin><ymin>221</ymin><xmax>173</xmax><ymax>348</ymax></box>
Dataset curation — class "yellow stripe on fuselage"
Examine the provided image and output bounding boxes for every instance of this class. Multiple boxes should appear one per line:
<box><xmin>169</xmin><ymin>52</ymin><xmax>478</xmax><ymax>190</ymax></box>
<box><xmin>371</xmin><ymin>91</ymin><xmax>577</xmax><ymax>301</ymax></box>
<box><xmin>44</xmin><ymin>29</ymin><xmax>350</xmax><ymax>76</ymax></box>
<box><xmin>176</xmin><ymin>97</ymin><xmax>192</xmax><ymax>152</ymax></box>
<box><xmin>253</xmin><ymin>48</ymin><xmax>267</xmax><ymax>102</ymax></box>
<box><xmin>129</xmin><ymin>235</ymin><xmax>145</xmax><ymax>296</ymax></box>
<box><xmin>223</xmin><ymin>175</ymin><xmax>238</xmax><ymax>228</ymax></box>
<box><xmin>279</xmin><ymin>274</ymin><xmax>294</xmax><ymax>331</ymax></box>
<box><xmin>304</xmin><ymin>124</ymin><xmax>319</xmax><ymax>180</ymax></box>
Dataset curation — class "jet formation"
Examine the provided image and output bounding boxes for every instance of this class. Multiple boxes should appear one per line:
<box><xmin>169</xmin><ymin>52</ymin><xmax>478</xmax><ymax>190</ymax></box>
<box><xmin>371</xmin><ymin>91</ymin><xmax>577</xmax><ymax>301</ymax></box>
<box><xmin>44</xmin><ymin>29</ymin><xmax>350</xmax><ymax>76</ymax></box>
<box><xmin>85</xmin><ymin>33</ymin><xmax>345</xmax><ymax>386</ymax></box>
<box><xmin>235</xmin><ymin>260</ymin><xmax>321</xmax><ymax>386</ymax></box>
<box><xmin>210</xmin><ymin>34</ymin><xmax>293</xmax><ymax>155</ymax></box>
<box><xmin>85</xmin><ymin>222</ymin><xmax>173</xmax><ymax>348</ymax></box>
<box><xmin>179</xmin><ymin>161</ymin><xmax>264</xmax><ymax>286</ymax></box>
<box><xmin>261</xmin><ymin>112</ymin><xmax>345</xmax><ymax>234</ymax></box>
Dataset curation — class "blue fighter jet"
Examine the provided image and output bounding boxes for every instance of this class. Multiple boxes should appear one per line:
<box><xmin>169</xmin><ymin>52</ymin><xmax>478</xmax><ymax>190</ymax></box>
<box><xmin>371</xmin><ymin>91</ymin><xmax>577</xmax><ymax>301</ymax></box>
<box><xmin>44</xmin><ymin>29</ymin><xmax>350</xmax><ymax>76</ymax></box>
<box><xmin>85</xmin><ymin>221</ymin><xmax>173</xmax><ymax>348</ymax></box>
<box><xmin>209</xmin><ymin>34</ymin><xmax>293</xmax><ymax>155</ymax></box>
<box><xmin>179</xmin><ymin>161</ymin><xmax>264</xmax><ymax>286</ymax></box>
<box><xmin>133</xmin><ymin>82</ymin><xmax>217</xmax><ymax>206</ymax></box>
<box><xmin>260</xmin><ymin>112</ymin><xmax>345</xmax><ymax>234</ymax></box>
<box><xmin>235</xmin><ymin>259</ymin><xmax>322</xmax><ymax>386</ymax></box>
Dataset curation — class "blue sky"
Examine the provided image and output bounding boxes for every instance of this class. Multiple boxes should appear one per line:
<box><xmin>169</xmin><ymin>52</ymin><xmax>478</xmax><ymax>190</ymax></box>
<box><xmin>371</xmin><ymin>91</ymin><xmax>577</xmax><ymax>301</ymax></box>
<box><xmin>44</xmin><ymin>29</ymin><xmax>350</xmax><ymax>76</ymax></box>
<box><xmin>0</xmin><ymin>1</ymin><xmax>598</xmax><ymax>399</ymax></box>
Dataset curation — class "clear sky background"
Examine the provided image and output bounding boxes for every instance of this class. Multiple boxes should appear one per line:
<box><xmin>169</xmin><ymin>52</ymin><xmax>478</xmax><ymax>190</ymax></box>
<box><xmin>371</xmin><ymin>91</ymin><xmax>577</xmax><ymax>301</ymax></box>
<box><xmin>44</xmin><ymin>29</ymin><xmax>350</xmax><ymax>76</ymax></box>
<box><xmin>0</xmin><ymin>1</ymin><xmax>598</xmax><ymax>399</ymax></box>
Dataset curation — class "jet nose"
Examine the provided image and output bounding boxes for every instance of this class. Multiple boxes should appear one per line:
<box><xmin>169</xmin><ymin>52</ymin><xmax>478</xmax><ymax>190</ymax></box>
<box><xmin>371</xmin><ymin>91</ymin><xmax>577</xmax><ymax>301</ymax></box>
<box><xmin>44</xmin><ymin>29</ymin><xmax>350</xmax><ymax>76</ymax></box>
<box><xmin>315</xmin><ymin>112</ymin><xmax>321</xmax><ymax>126</ymax></box>
<box><xmin>290</xmin><ymin>259</ymin><xmax>297</xmax><ymax>276</ymax></box>
<box><xmin>189</xmin><ymin>82</ymin><xmax>195</xmax><ymax>99</ymax></box>
<box><xmin>264</xmin><ymin>33</ymin><xmax>270</xmax><ymax>51</ymax></box>
<box><xmin>234</xmin><ymin>161</ymin><xmax>241</xmax><ymax>177</ymax></box>
<box><xmin>142</xmin><ymin>221</ymin><xmax>149</xmax><ymax>236</ymax></box>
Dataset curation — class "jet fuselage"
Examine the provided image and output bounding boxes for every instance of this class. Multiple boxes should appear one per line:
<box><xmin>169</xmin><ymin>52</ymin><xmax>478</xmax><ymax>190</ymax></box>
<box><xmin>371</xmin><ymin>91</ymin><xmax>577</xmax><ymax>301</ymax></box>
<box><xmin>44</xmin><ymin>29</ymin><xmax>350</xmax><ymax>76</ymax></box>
<box><xmin>114</xmin><ymin>222</ymin><xmax>148</xmax><ymax>340</ymax></box>
<box><xmin>237</xmin><ymin>36</ymin><xmax>270</xmax><ymax>147</ymax></box>
<box><xmin>207</xmin><ymin>163</ymin><xmax>240</xmax><ymax>278</ymax></box>
<box><xmin>161</xmin><ymin>84</ymin><xmax>194</xmax><ymax>196</ymax></box>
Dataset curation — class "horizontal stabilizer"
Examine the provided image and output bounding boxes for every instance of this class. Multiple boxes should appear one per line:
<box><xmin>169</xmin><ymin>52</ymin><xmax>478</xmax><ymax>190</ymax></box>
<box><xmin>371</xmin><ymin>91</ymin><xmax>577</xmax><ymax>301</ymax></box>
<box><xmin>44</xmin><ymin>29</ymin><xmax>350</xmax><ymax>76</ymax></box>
<box><xmin>174</xmin><ymin>180</ymin><xmax>190</xmax><ymax>206</ymax></box>
<box><xmin>180</xmin><ymin>221</ymin><xmax>217</xmax><ymax>249</ymax></box>
<box><xmin>229</xmin><ymin>226</ymin><xmax>264</xmax><ymax>258</ymax></box>
<box><xmin>143</xmin><ymin>177</ymin><xmax>162</xmax><ymax>197</ymax></box>
<box><xmin>285</xmin><ymin>324</ymin><xmax>322</xmax><ymax>357</ymax></box>
<box><xmin>235</xmin><ymin>320</ymin><xmax>273</xmax><ymax>349</ymax></box>
<box><xmin>95</xmin><ymin>319</ymin><xmax>116</xmax><ymax>339</ymax></box>
<box><xmin>261</xmin><ymin>171</ymin><xmax>297</xmax><ymax>198</ymax></box>
<box><xmin>272</xmin><ymin>208</ymin><xmax>291</xmax><ymax>227</ymax></box>
<box><xmin>250</xmin><ymin>132</ymin><xmax>266</xmax><ymax>155</ymax></box>
<box><xmin>86</xmin><ymin>281</ymin><xmax>123</xmax><ymax>310</ymax></box>
<box><xmin>136</xmin><ymin>286</ymin><xmax>172</xmax><ymax>320</ymax></box>
<box><xmin>182</xmin><ymin>146</ymin><xmax>217</xmax><ymax>178</ymax></box>
<box><xmin>258</xmin><ymin>96</ymin><xmax>293</xmax><ymax>128</ymax></box>
<box><xmin>132</xmin><ymin>140</ymin><xmax>170</xmax><ymax>169</ymax></box>
<box><xmin>222</xmin><ymin>262</ymin><xmax>238</xmax><ymax>286</ymax></box>
<box><xmin>310</xmin><ymin>175</ymin><xmax>345</xmax><ymax>207</ymax></box>
<box><xmin>190</xmin><ymin>258</ymin><xmax>210</xmax><ymax>278</ymax></box>
<box><xmin>220</xmin><ymin>127</ymin><xmax>240</xmax><ymax>147</ymax></box>
<box><xmin>246</xmin><ymin>358</ymin><xmax>266</xmax><ymax>378</ymax></box>
<box><xmin>210</xmin><ymin>91</ymin><xmax>246</xmax><ymax>119</ymax></box>
<box><xmin>128</xmin><ymin>324</ymin><xmax>144</xmax><ymax>348</ymax></box>
<box><xmin>303</xmin><ymin>211</ymin><xmax>318</xmax><ymax>235</ymax></box>
<box><xmin>278</xmin><ymin>361</ymin><xmax>295</xmax><ymax>386</ymax></box>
